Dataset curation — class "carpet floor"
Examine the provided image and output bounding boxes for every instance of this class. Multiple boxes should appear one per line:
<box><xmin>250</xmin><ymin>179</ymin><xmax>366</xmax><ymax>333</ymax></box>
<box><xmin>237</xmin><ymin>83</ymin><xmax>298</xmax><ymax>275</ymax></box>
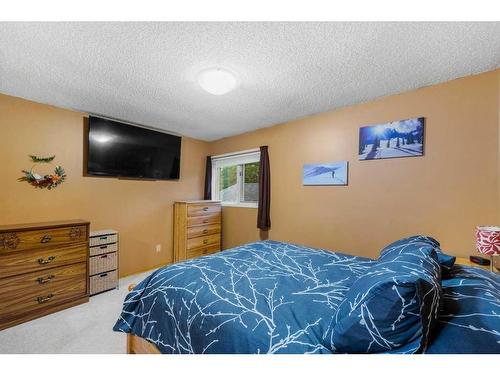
<box><xmin>0</xmin><ymin>270</ymin><xmax>154</xmax><ymax>354</ymax></box>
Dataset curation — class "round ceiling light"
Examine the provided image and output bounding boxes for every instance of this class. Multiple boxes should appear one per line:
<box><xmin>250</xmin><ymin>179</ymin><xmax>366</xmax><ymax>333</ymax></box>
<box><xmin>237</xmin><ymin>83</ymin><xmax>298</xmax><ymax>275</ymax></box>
<box><xmin>197</xmin><ymin>68</ymin><xmax>237</xmax><ymax>95</ymax></box>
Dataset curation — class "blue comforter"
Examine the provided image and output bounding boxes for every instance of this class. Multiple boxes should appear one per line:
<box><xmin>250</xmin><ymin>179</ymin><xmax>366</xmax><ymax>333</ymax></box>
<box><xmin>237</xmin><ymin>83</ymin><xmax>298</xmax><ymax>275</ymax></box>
<box><xmin>427</xmin><ymin>265</ymin><xmax>500</xmax><ymax>353</ymax></box>
<box><xmin>114</xmin><ymin>240</ymin><xmax>500</xmax><ymax>354</ymax></box>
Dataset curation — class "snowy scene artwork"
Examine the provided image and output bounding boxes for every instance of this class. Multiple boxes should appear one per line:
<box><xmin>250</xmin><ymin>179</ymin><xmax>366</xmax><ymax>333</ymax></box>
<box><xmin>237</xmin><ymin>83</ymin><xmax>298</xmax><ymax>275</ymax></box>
<box><xmin>303</xmin><ymin>161</ymin><xmax>348</xmax><ymax>186</ymax></box>
<box><xmin>358</xmin><ymin>117</ymin><xmax>425</xmax><ymax>160</ymax></box>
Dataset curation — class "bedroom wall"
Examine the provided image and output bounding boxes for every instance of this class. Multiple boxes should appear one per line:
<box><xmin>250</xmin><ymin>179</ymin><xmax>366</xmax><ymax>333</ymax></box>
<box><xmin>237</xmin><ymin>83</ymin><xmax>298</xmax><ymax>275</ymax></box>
<box><xmin>0</xmin><ymin>93</ymin><xmax>210</xmax><ymax>276</ymax></box>
<box><xmin>210</xmin><ymin>69</ymin><xmax>500</xmax><ymax>259</ymax></box>
<box><xmin>498</xmin><ymin>71</ymin><xmax>500</xmax><ymax>224</ymax></box>
<box><xmin>1</xmin><ymin>69</ymin><xmax>498</xmax><ymax>274</ymax></box>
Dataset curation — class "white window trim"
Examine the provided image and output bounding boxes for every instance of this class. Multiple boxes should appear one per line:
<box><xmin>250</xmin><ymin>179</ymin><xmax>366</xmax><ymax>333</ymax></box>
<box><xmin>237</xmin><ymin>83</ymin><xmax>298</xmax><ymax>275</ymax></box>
<box><xmin>211</xmin><ymin>148</ymin><xmax>260</xmax><ymax>208</ymax></box>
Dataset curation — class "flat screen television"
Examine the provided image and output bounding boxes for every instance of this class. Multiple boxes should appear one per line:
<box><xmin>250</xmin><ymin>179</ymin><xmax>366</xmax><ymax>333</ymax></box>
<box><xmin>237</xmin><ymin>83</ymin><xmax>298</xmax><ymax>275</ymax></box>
<box><xmin>87</xmin><ymin>116</ymin><xmax>181</xmax><ymax>180</ymax></box>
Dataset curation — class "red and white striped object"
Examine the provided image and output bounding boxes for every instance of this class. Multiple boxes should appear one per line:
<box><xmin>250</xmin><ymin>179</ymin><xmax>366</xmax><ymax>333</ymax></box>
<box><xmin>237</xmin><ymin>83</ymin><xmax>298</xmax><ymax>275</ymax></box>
<box><xmin>476</xmin><ymin>226</ymin><xmax>500</xmax><ymax>255</ymax></box>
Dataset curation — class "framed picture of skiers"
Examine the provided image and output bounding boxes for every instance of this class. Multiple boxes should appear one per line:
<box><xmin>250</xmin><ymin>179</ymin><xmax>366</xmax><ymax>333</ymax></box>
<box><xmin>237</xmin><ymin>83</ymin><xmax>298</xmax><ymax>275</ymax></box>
<box><xmin>303</xmin><ymin>161</ymin><xmax>348</xmax><ymax>186</ymax></box>
<box><xmin>358</xmin><ymin>117</ymin><xmax>425</xmax><ymax>160</ymax></box>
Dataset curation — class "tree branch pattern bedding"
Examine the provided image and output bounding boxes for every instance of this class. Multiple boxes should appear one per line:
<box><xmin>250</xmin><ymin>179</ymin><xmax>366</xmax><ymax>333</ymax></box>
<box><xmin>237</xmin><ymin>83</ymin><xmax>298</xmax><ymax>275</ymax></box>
<box><xmin>114</xmin><ymin>239</ymin><xmax>500</xmax><ymax>354</ymax></box>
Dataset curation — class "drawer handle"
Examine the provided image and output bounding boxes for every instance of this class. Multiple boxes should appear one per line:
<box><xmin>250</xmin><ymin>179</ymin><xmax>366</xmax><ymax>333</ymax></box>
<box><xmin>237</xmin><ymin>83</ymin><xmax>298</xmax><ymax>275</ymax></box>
<box><xmin>38</xmin><ymin>256</ymin><xmax>55</xmax><ymax>265</ymax></box>
<box><xmin>37</xmin><ymin>275</ymin><xmax>55</xmax><ymax>284</ymax></box>
<box><xmin>100</xmin><ymin>245</ymin><xmax>108</xmax><ymax>249</ymax></box>
<box><xmin>101</xmin><ymin>254</ymin><xmax>108</xmax><ymax>259</ymax></box>
<box><xmin>100</xmin><ymin>273</ymin><xmax>108</xmax><ymax>277</ymax></box>
<box><xmin>203</xmin><ymin>239</ymin><xmax>208</xmax><ymax>244</ymax></box>
<box><xmin>203</xmin><ymin>207</ymin><xmax>209</xmax><ymax>211</ymax></box>
<box><xmin>203</xmin><ymin>219</ymin><xmax>209</xmax><ymax>224</ymax></box>
<box><xmin>36</xmin><ymin>293</ymin><xmax>54</xmax><ymax>304</ymax></box>
<box><xmin>40</xmin><ymin>235</ymin><xmax>52</xmax><ymax>244</ymax></box>
<box><xmin>99</xmin><ymin>236</ymin><xmax>108</xmax><ymax>240</ymax></box>
<box><xmin>203</xmin><ymin>229</ymin><xmax>209</xmax><ymax>234</ymax></box>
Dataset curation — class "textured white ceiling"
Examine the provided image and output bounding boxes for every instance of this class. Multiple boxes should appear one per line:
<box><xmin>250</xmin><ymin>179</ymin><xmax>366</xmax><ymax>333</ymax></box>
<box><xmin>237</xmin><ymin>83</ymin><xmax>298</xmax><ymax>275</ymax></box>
<box><xmin>0</xmin><ymin>22</ymin><xmax>499</xmax><ymax>141</ymax></box>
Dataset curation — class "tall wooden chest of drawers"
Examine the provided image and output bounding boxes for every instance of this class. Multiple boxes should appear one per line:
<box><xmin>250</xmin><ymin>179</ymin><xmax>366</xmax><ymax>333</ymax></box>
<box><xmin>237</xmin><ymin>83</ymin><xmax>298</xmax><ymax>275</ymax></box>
<box><xmin>0</xmin><ymin>220</ymin><xmax>89</xmax><ymax>330</ymax></box>
<box><xmin>174</xmin><ymin>200</ymin><xmax>221</xmax><ymax>262</ymax></box>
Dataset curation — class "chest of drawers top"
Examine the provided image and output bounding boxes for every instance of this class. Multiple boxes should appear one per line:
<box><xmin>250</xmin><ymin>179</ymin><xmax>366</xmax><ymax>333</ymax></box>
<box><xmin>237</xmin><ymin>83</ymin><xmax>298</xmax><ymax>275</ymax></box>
<box><xmin>0</xmin><ymin>219</ymin><xmax>89</xmax><ymax>232</ymax></box>
<box><xmin>0</xmin><ymin>219</ymin><xmax>89</xmax><ymax>252</ymax></box>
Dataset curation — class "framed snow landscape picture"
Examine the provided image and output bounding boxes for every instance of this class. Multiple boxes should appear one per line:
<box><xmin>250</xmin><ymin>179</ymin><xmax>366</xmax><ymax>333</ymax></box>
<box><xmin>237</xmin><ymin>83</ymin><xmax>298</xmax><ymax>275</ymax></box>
<box><xmin>303</xmin><ymin>161</ymin><xmax>348</xmax><ymax>186</ymax></box>
<box><xmin>358</xmin><ymin>117</ymin><xmax>425</xmax><ymax>160</ymax></box>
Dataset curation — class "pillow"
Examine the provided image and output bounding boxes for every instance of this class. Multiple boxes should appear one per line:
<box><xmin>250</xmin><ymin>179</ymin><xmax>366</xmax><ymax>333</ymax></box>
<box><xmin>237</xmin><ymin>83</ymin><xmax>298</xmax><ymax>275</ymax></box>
<box><xmin>332</xmin><ymin>248</ymin><xmax>442</xmax><ymax>353</ymax></box>
<box><xmin>379</xmin><ymin>235</ymin><xmax>456</xmax><ymax>270</ymax></box>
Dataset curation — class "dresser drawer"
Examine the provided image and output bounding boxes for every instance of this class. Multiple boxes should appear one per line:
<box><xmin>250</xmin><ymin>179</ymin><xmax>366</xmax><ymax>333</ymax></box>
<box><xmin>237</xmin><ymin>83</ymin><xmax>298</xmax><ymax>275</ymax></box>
<box><xmin>0</xmin><ymin>225</ymin><xmax>87</xmax><ymax>253</ymax></box>
<box><xmin>187</xmin><ymin>224</ymin><xmax>221</xmax><ymax>239</ymax></box>
<box><xmin>0</xmin><ymin>263</ymin><xmax>86</xmax><ymax>319</ymax></box>
<box><xmin>187</xmin><ymin>234</ymin><xmax>220</xmax><ymax>250</ymax></box>
<box><xmin>187</xmin><ymin>204</ymin><xmax>221</xmax><ymax>217</ymax></box>
<box><xmin>186</xmin><ymin>244</ymin><xmax>220</xmax><ymax>259</ymax></box>
<box><xmin>0</xmin><ymin>244</ymin><xmax>87</xmax><ymax>278</ymax></box>
<box><xmin>0</xmin><ymin>262</ymin><xmax>86</xmax><ymax>306</ymax></box>
<box><xmin>187</xmin><ymin>212</ymin><xmax>221</xmax><ymax>227</ymax></box>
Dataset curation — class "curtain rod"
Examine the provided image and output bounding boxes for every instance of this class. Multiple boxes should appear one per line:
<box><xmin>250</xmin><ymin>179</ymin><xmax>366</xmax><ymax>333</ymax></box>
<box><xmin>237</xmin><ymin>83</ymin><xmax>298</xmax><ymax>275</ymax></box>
<box><xmin>211</xmin><ymin>148</ymin><xmax>260</xmax><ymax>160</ymax></box>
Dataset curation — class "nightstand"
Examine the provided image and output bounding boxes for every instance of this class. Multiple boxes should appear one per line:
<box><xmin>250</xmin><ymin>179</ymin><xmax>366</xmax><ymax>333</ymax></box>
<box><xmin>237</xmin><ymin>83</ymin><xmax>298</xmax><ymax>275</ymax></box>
<box><xmin>455</xmin><ymin>257</ymin><xmax>497</xmax><ymax>272</ymax></box>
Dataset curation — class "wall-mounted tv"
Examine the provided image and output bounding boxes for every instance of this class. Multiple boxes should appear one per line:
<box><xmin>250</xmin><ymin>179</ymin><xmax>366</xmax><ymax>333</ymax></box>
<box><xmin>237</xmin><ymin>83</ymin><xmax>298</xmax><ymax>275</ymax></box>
<box><xmin>87</xmin><ymin>116</ymin><xmax>181</xmax><ymax>180</ymax></box>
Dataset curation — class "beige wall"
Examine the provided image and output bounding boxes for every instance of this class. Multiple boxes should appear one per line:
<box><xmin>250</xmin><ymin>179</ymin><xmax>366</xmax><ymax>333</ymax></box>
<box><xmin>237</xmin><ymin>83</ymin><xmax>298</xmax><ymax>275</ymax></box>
<box><xmin>1</xmin><ymin>70</ymin><xmax>499</xmax><ymax>275</ymax></box>
<box><xmin>0</xmin><ymin>94</ymin><xmax>210</xmax><ymax>276</ymax></box>
<box><xmin>498</xmin><ymin>71</ymin><xmax>500</xmax><ymax>222</ymax></box>
<box><xmin>211</xmin><ymin>70</ymin><xmax>500</xmax><ymax>259</ymax></box>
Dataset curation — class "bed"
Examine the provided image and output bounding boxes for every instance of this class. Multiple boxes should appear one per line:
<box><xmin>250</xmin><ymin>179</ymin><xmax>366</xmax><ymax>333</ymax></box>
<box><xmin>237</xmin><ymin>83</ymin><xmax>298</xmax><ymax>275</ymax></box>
<box><xmin>114</xmin><ymin>239</ymin><xmax>500</xmax><ymax>354</ymax></box>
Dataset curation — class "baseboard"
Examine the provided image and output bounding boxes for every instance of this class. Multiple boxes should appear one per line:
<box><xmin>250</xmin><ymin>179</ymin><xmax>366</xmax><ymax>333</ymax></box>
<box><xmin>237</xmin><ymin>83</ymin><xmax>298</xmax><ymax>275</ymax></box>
<box><xmin>119</xmin><ymin>262</ymin><xmax>170</xmax><ymax>279</ymax></box>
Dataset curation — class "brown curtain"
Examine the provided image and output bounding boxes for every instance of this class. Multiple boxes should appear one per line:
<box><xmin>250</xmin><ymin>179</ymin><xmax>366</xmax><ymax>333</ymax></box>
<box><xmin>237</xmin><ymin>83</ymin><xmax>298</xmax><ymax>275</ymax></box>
<box><xmin>203</xmin><ymin>156</ymin><xmax>212</xmax><ymax>200</ymax></box>
<box><xmin>257</xmin><ymin>146</ymin><xmax>271</xmax><ymax>230</ymax></box>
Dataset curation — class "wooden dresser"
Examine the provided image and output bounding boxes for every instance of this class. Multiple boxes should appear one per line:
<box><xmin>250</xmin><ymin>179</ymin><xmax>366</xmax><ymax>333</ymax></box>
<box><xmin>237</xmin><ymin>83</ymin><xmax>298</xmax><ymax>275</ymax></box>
<box><xmin>173</xmin><ymin>200</ymin><xmax>221</xmax><ymax>262</ymax></box>
<box><xmin>0</xmin><ymin>220</ymin><xmax>89</xmax><ymax>330</ymax></box>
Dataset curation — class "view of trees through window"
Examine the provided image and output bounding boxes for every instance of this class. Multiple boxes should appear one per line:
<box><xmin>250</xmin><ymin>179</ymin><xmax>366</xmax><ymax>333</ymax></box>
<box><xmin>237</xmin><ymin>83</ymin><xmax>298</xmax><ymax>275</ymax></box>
<box><xmin>218</xmin><ymin>162</ymin><xmax>259</xmax><ymax>203</ymax></box>
<box><xmin>219</xmin><ymin>165</ymin><xmax>237</xmax><ymax>198</ymax></box>
<box><xmin>243</xmin><ymin>162</ymin><xmax>259</xmax><ymax>202</ymax></box>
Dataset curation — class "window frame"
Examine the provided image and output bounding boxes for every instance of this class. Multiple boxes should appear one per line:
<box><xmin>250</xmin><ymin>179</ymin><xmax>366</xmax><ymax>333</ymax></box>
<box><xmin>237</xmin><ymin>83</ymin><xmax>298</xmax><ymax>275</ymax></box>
<box><xmin>211</xmin><ymin>149</ymin><xmax>260</xmax><ymax>208</ymax></box>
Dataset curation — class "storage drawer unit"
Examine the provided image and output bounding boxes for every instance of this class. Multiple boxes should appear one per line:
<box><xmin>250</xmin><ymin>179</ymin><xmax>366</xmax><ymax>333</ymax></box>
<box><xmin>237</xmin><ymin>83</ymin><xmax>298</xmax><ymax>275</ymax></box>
<box><xmin>174</xmin><ymin>201</ymin><xmax>222</xmax><ymax>262</ymax></box>
<box><xmin>0</xmin><ymin>220</ymin><xmax>89</xmax><ymax>331</ymax></box>
<box><xmin>89</xmin><ymin>229</ymin><xmax>119</xmax><ymax>295</ymax></box>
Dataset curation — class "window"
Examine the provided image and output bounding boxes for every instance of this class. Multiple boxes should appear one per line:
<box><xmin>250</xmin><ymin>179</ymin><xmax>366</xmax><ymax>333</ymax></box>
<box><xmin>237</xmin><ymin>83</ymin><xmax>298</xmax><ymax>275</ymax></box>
<box><xmin>211</xmin><ymin>150</ymin><xmax>260</xmax><ymax>207</ymax></box>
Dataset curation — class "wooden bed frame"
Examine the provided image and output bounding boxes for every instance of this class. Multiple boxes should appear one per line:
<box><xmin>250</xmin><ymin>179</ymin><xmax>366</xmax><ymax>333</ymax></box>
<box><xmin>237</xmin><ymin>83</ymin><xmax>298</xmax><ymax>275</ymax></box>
<box><xmin>127</xmin><ymin>333</ymin><xmax>161</xmax><ymax>354</ymax></box>
<box><xmin>126</xmin><ymin>283</ymin><xmax>161</xmax><ymax>354</ymax></box>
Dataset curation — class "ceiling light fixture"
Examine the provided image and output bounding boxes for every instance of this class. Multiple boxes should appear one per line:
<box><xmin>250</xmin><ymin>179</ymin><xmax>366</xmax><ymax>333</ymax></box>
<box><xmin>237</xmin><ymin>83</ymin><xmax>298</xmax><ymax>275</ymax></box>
<box><xmin>197</xmin><ymin>68</ymin><xmax>237</xmax><ymax>95</ymax></box>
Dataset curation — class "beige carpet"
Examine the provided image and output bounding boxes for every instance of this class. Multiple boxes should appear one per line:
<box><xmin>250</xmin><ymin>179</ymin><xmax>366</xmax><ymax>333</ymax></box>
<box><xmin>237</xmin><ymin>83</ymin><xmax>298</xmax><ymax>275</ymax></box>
<box><xmin>0</xmin><ymin>270</ymin><xmax>155</xmax><ymax>354</ymax></box>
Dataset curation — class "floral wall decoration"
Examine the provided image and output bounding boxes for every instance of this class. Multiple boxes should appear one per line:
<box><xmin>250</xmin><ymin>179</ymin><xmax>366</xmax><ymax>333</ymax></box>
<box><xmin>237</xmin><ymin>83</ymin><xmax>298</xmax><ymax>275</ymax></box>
<box><xmin>19</xmin><ymin>155</ymin><xmax>66</xmax><ymax>190</ymax></box>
